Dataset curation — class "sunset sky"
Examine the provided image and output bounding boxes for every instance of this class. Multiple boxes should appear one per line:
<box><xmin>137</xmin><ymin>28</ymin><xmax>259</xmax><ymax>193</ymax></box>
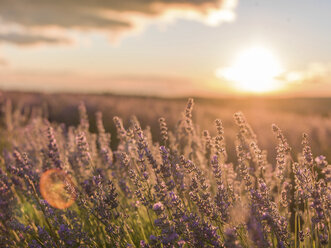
<box><xmin>0</xmin><ymin>0</ymin><xmax>330</xmax><ymax>97</ymax></box>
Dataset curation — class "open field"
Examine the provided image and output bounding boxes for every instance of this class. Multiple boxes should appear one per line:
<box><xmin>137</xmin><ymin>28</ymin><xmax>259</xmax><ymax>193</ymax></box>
<box><xmin>0</xmin><ymin>91</ymin><xmax>330</xmax><ymax>247</ymax></box>
<box><xmin>2</xmin><ymin>91</ymin><xmax>331</xmax><ymax>159</ymax></box>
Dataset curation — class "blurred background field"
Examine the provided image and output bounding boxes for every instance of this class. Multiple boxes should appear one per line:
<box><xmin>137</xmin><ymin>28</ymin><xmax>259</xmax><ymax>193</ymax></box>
<box><xmin>2</xmin><ymin>90</ymin><xmax>331</xmax><ymax>161</ymax></box>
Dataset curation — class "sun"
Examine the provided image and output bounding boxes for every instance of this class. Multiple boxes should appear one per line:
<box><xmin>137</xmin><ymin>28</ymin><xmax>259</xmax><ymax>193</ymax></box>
<box><xmin>216</xmin><ymin>46</ymin><xmax>284</xmax><ymax>93</ymax></box>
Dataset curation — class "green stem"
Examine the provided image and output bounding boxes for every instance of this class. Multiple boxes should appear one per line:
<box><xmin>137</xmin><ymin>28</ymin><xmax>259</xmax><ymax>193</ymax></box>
<box><xmin>28</xmin><ymin>178</ymin><xmax>61</xmax><ymax>248</ymax></box>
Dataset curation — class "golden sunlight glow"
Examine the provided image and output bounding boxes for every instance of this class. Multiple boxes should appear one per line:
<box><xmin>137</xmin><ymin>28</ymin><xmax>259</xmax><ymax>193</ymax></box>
<box><xmin>216</xmin><ymin>46</ymin><xmax>284</xmax><ymax>93</ymax></box>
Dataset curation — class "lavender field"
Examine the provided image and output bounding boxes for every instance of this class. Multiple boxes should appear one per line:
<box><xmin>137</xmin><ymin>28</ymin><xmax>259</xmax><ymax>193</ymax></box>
<box><xmin>0</xmin><ymin>92</ymin><xmax>330</xmax><ymax>247</ymax></box>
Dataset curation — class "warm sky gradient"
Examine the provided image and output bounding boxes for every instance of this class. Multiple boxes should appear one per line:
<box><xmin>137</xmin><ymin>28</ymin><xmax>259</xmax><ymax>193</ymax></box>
<box><xmin>0</xmin><ymin>0</ymin><xmax>330</xmax><ymax>97</ymax></box>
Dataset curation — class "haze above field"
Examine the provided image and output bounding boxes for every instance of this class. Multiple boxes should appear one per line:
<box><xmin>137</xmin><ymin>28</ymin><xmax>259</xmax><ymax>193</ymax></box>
<box><xmin>0</xmin><ymin>0</ymin><xmax>330</xmax><ymax>97</ymax></box>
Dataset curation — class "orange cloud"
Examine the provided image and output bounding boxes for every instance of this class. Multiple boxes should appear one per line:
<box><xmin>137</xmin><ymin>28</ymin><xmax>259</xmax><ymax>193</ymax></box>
<box><xmin>280</xmin><ymin>62</ymin><xmax>331</xmax><ymax>85</ymax></box>
<box><xmin>0</xmin><ymin>69</ymin><xmax>200</xmax><ymax>96</ymax></box>
<box><xmin>0</xmin><ymin>0</ymin><xmax>237</xmax><ymax>45</ymax></box>
<box><xmin>0</xmin><ymin>57</ymin><xmax>8</xmax><ymax>66</ymax></box>
<box><xmin>0</xmin><ymin>32</ymin><xmax>70</xmax><ymax>46</ymax></box>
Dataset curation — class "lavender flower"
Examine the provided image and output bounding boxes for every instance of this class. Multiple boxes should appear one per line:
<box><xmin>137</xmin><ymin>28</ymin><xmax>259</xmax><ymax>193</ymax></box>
<box><xmin>0</xmin><ymin>97</ymin><xmax>329</xmax><ymax>248</ymax></box>
<box><xmin>158</xmin><ymin>117</ymin><xmax>169</xmax><ymax>146</ymax></box>
<box><xmin>76</xmin><ymin>132</ymin><xmax>91</xmax><ymax>166</ymax></box>
<box><xmin>78</xmin><ymin>102</ymin><xmax>89</xmax><ymax>132</ymax></box>
<box><xmin>96</xmin><ymin>112</ymin><xmax>113</xmax><ymax>168</ymax></box>
<box><xmin>272</xmin><ymin>124</ymin><xmax>291</xmax><ymax>182</ymax></box>
<box><xmin>46</xmin><ymin>125</ymin><xmax>63</xmax><ymax>169</ymax></box>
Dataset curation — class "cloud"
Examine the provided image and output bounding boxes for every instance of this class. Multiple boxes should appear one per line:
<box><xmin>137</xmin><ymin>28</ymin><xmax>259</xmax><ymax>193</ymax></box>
<box><xmin>0</xmin><ymin>57</ymin><xmax>8</xmax><ymax>66</ymax></box>
<box><xmin>0</xmin><ymin>69</ymin><xmax>200</xmax><ymax>96</ymax></box>
<box><xmin>0</xmin><ymin>0</ymin><xmax>237</xmax><ymax>44</ymax></box>
<box><xmin>280</xmin><ymin>62</ymin><xmax>331</xmax><ymax>85</ymax></box>
<box><xmin>0</xmin><ymin>32</ymin><xmax>70</xmax><ymax>46</ymax></box>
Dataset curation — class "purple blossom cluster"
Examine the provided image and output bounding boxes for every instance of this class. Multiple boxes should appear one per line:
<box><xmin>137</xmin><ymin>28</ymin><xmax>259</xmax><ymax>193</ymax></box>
<box><xmin>0</xmin><ymin>98</ymin><xmax>330</xmax><ymax>247</ymax></box>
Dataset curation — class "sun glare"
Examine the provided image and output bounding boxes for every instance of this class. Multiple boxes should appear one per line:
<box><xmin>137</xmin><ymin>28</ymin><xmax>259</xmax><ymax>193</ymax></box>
<box><xmin>216</xmin><ymin>46</ymin><xmax>284</xmax><ymax>93</ymax></box>
<box><xmin>40</xmin><ymin>169</ymin><xmax>76</xmax><ymax>209</ymax></box>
